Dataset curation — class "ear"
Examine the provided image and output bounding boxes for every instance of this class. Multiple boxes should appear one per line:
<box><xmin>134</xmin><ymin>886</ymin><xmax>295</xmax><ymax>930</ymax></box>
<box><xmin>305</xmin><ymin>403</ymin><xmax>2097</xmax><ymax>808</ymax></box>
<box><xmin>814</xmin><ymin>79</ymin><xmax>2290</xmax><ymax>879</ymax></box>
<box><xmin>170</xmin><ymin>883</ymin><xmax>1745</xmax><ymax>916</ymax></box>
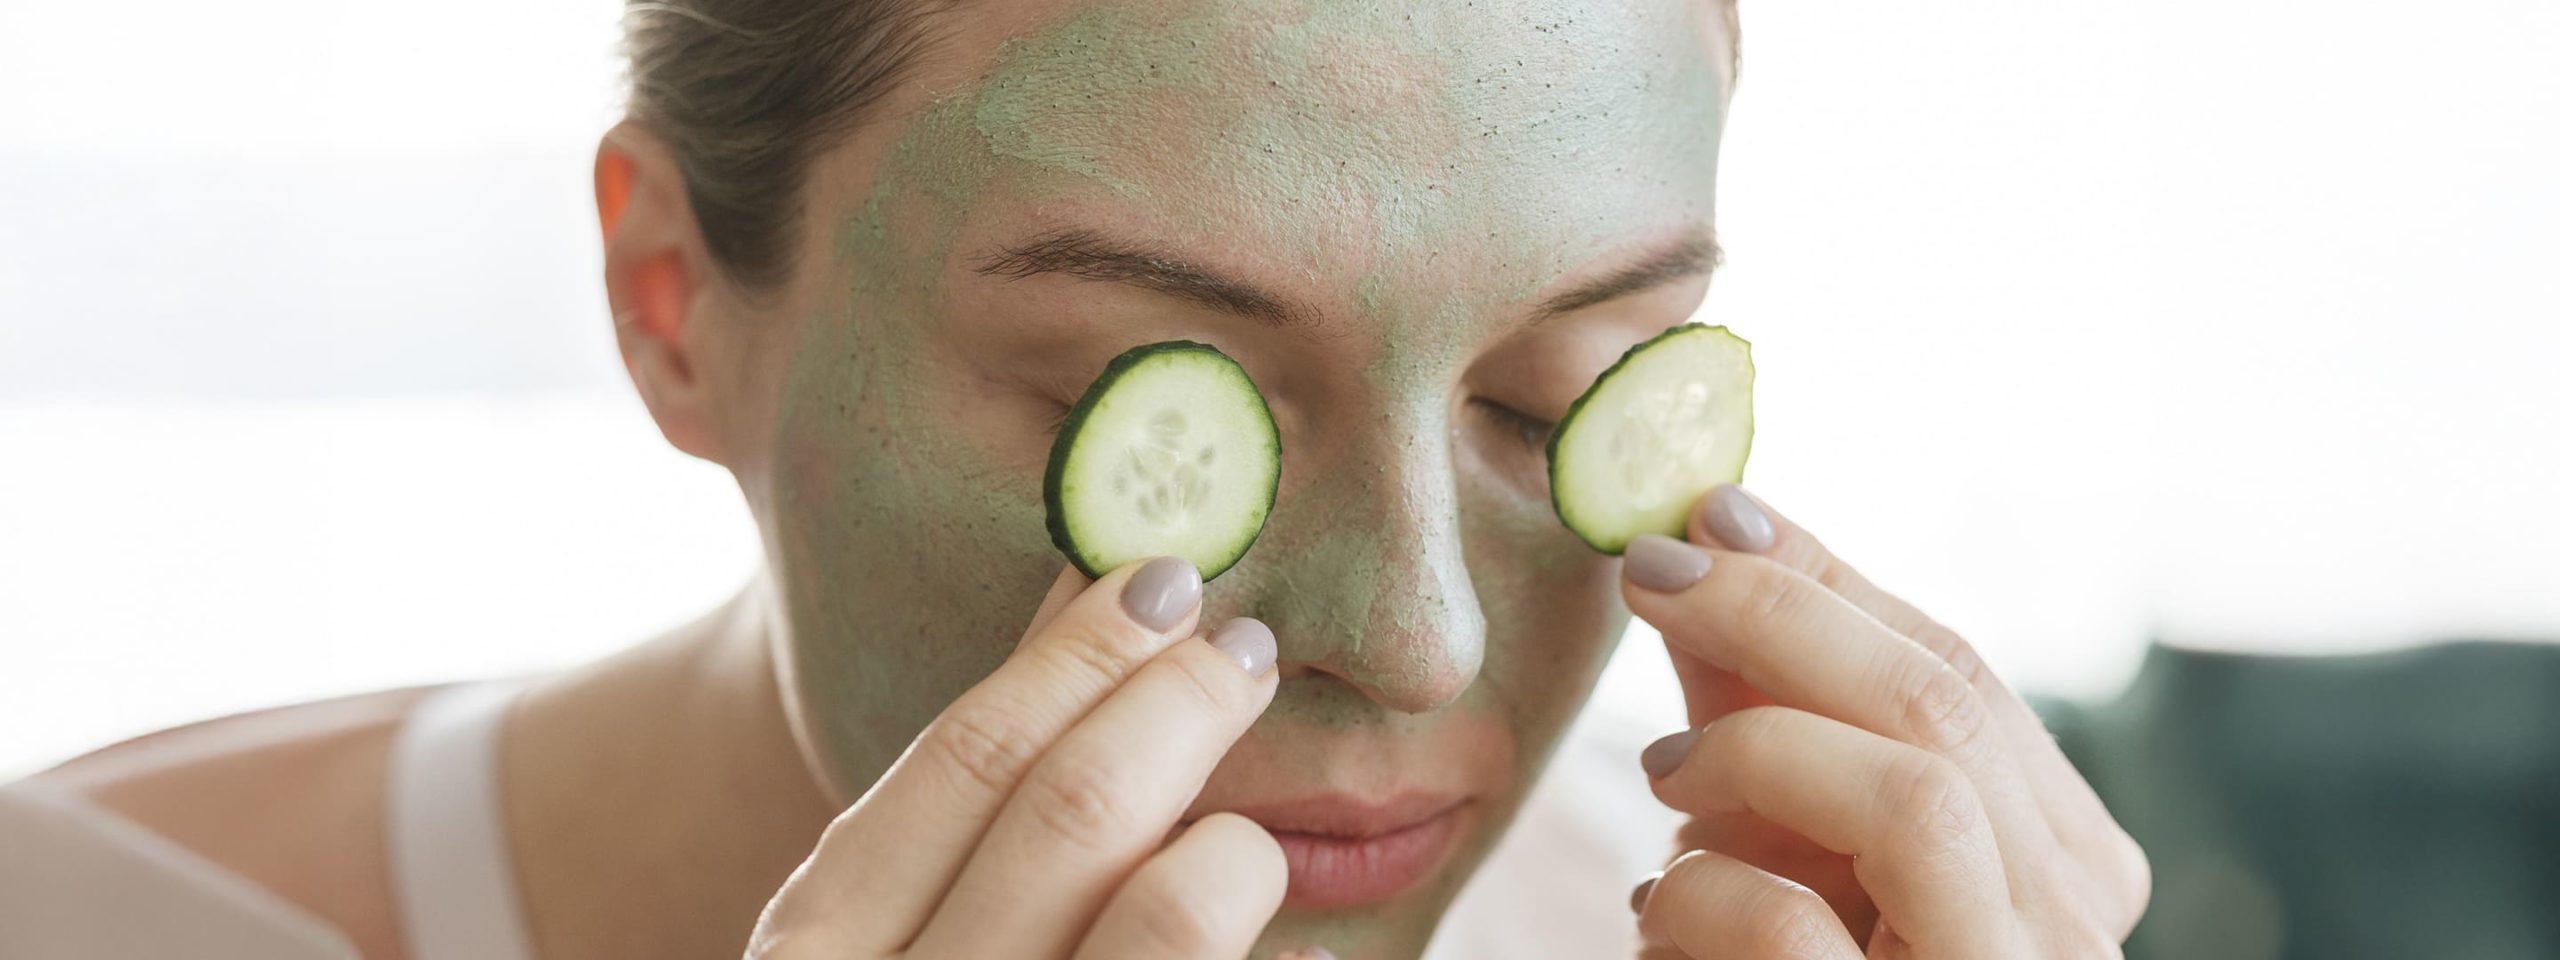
<box><xmin>598</xmin><ymin>120</ymin><xmax>729</xmax><ymax>463</ymax></box>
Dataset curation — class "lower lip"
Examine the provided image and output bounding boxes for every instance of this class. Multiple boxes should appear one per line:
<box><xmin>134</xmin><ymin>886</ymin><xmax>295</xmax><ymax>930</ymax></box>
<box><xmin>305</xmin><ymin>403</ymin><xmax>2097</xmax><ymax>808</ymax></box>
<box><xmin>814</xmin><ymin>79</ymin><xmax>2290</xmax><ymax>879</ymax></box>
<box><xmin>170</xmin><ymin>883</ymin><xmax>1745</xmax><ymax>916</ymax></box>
<box><xmin>1264</xmin><ymin>806</ymin><xmax>1465</xmax><ymax>909</ymax></box>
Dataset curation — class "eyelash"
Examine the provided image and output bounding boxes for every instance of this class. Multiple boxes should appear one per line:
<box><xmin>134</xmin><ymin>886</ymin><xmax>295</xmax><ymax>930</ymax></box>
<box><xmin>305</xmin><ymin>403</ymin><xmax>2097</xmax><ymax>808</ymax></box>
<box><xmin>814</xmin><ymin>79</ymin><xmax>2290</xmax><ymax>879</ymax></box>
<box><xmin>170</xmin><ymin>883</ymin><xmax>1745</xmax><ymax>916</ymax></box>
<box><xmin>1470</xmin><ymin>398</ymin><xmax>1557</xmax><ymax>451</ymax></box>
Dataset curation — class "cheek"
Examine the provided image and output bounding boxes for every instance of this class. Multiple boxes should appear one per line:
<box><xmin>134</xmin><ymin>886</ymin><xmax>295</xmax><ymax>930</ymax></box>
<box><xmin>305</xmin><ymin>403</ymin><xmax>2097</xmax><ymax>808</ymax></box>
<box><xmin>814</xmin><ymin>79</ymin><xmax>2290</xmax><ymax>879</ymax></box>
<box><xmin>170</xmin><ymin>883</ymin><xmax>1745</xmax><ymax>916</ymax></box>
<box><xmin>1457</xmin><ymin>467</ymin><xmax>1627</xmax><ymax>733</ymax></box>
<box><xmin>765</xmin><ymin>307</ymin><xmax>1063</xmax><ymax>792</ymax></box>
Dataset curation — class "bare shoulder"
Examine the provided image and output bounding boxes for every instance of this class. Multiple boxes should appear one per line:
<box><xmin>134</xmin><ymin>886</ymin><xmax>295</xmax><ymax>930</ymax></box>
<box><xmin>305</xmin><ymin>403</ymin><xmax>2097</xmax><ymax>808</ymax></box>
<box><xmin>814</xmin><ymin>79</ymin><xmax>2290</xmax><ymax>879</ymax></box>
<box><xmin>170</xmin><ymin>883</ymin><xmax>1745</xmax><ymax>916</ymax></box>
<box><xmin>33</xmin><ymin>686</ymin><xmax>443</xmax><ymax>960</ymax></box>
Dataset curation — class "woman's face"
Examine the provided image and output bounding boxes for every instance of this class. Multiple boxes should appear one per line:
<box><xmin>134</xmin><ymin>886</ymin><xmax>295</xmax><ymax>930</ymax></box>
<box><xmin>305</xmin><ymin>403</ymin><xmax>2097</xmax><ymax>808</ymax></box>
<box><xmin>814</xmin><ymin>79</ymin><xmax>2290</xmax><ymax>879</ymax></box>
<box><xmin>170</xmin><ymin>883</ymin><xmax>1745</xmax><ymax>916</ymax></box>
<box><xmin>742</xmin><ymin>0</ymin><xmax>1730</xmax><ymax>952</ymax></box>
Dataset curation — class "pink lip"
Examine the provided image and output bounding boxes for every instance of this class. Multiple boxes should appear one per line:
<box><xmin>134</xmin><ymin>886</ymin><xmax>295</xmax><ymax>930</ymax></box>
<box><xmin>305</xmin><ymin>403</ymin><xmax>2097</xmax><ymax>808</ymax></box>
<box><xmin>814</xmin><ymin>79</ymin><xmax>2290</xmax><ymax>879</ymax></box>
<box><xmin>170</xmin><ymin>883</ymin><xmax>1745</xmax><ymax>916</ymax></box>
<box><xmin>1214</xmin><ymin>795</ymin><xmax>1470</xmax><ymax>909</ymax></box>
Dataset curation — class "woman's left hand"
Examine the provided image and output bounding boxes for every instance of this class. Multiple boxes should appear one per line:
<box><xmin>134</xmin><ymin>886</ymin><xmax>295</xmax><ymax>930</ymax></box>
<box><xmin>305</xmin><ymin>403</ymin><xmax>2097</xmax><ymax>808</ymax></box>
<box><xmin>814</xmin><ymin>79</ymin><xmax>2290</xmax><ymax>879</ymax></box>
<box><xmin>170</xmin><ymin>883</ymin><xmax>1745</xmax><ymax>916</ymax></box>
<box><xmin>1620</xmin><ymin>485</ymin><xmax>2150</xmax><ymax>959</ymax></box>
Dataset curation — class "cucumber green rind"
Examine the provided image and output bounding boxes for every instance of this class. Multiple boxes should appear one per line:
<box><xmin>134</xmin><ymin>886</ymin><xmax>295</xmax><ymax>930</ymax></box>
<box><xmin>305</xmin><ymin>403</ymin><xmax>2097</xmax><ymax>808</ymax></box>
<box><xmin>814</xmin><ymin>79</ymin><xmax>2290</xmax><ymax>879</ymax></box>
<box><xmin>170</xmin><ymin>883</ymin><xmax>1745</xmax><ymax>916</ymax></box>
<box><xmin>1545</xmin><ymin>323</ymin><xmax>1756</xmax><ymax>555</ymax></box>
<box><xmin>1043</xmin><ymin>340</ymin><xmax>1282</xmax><ymax>581</ymax></box>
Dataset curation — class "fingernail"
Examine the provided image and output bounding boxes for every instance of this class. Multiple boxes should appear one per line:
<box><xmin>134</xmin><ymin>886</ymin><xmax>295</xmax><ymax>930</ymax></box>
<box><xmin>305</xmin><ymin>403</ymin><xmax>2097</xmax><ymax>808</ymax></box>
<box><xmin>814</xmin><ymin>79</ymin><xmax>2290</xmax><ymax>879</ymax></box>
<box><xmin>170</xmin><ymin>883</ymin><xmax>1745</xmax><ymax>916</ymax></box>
<box><xmin>1209</xmin><ymin>618</ymin><xmax>1278</xmax><ymax>677</ymax></box>
<box><xmin>1276</xmin><ymin>949</ymin><xmax>1337</xmax><ymax>960</ymax></box>
<box><xmin>1629</xmin><ymin>873</ymin><xmax>1661</xmax><ymax>915</ymax></box>
<box><xmin>1640</xmin><ymin>728</ymin><xmax>1700</xmax><ymax>779</ymax></box>
<box><xmin>1624</xmin><ymin>535</ymin><xmax>1713</xmax><ymax>593</ymax></box>
<box><xmin>1702</xmin><ymin>484</ymin><xmax>1776</xmax><ymax>553</ymax></box>
<box><xmin>1121</xmin><ymin>556</ymin><xmax>1202</xmax><ymax>632</ymax></box>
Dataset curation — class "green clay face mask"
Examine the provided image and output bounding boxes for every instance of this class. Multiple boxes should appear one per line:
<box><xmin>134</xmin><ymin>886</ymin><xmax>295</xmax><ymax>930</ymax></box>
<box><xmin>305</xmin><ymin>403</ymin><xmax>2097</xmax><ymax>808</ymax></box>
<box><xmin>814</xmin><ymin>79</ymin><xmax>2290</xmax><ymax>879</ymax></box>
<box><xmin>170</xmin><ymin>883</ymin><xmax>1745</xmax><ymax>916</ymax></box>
<box><xmin>971</xmin><ymin>0</ymin><xmax>1725</xmax><ymax>307</ymax></box>
<box><xmin>761</xmin><ymin>0</ymin><xmax>1728</xmax><ymax>953</ymax></box>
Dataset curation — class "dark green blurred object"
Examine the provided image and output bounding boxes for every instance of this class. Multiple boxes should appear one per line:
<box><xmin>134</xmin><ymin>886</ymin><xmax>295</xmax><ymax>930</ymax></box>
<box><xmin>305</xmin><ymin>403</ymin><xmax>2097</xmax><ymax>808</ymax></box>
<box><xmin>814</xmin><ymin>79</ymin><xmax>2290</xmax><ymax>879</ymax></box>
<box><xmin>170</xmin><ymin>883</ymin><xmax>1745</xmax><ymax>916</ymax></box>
<box><xmin>2038</xmin><ymin>642</ymin><xmax>2560</xmax><ymax>960</ymax></box>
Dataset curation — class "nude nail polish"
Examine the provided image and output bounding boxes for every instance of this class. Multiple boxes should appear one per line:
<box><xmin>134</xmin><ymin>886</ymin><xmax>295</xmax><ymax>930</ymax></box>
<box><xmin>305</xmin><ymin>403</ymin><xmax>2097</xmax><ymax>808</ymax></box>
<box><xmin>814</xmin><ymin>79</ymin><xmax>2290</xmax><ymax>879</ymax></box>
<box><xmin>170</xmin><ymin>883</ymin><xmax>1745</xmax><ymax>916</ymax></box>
<box><xmin>1701</xmin><ymin>484</ymin><xmax>1776</xmax><ymax>553</ymax></box>
<box><xmin>1209</xmin><ymin>618</ymin><xmax>1277</xmax><ymax>677</ymax></box>
<box><xmin>1624</xmin><ymin>535</ymin><xmax>1713</xmax><ymax>593</ymax></box>
<box><xmin>1121</xmin><ymin>556</ymin><xmax>1202</xmax><ymax>632</ymax></box>
<box><xmin>1640</xmin><ymin>728</ymin><xmax>1701</xmax><ymax>779</ymax></box>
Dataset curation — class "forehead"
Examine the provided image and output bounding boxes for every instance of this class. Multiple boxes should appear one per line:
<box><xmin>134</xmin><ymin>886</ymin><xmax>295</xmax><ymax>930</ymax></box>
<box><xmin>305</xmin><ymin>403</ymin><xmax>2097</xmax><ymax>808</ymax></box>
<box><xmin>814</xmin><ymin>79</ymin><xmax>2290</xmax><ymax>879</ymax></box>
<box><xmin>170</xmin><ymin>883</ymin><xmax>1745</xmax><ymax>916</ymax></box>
<box><xmin>844</xmin><ymin>0</ymin><xmax>1729</xmax><ymax>308</ymax></box>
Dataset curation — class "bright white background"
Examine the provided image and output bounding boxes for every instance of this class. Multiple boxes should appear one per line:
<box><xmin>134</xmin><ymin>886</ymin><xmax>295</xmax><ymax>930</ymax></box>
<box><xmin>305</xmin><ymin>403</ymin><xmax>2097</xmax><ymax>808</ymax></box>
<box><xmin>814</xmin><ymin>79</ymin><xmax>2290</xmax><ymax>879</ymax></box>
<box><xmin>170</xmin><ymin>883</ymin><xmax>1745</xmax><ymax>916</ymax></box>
<box><xmin>4</xmin><ymin>0</ymin><xmax>2556</xmax><ymax>776</ymax></box>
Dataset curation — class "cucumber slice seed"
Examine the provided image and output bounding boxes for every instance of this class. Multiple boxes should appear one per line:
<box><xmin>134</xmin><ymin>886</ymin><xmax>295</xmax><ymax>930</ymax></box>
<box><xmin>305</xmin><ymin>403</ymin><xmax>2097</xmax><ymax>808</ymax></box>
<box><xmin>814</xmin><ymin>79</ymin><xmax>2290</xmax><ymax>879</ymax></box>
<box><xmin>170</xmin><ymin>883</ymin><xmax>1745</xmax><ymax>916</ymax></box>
<box><xmin>1546</xmin><ymin>323</ymin><xmax>1755</xmax><ymax>554</ymax></box>
<box><xmin>1044</xmin><ymin>341</ymin><xmax>1281</xmax><ymax>581</ymax></box>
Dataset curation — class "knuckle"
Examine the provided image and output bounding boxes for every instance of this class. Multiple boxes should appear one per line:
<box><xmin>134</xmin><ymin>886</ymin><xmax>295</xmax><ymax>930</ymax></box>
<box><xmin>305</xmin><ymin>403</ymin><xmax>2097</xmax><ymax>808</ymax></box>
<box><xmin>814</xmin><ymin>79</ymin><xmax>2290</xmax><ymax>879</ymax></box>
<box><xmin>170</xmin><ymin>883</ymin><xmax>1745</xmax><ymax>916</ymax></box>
<box><xmin>1909</xmin><ymin>621</ymin><xmax>1988</xmax><ymax>685</ymax></box>
<box><xmin>1043</xmin><ymin>622</ymin><xmax>1154</xmax><ymax>690</ymax></box>
<box><xmin>1798</xmin><ymin>544</ymin><xmax>1859</xmax><ymax>597</ymax></box>
<box><xmin>924</xmin><ymin>703</ymin><xmax>1045</xmax><ymax>798</ymax></box>
<box><xmin>1882</xmin><ymin>753</ymin><xmax>1985</xmax><ymax>857</ymax></box>
<box><xmin>2105</xmin><ymin>827</ymin><xmax>2154</xmax><ymax>933</ymax></box>
<box><xmin>1685</xmin><ymin>708</ymin><xmax>1790</xmax><ymax>806</ymax></box>
<box><xmin>1023</xmin><ymin>751</ymin><xmax>1142</xmax><ymax>849</ymax></box>
<box><xmin>1898</xmin><ymin>659</ymin><xmax>1994</xmax><ymax>759</ymax></box>
<box><xmin>1123</xmin><ymin>881</ymin><xmax>1222</xmax><ymax>956</ymax></box>
<box><xmin>1155</xmin><ymin>645</ymin><xmax>1255</xmax><ymax>718</ymax></box>
<box><xmin>1741</xmin><ymin>882</ymin><xmax>1840</xmax><ymax>957</ymax></box>
<box><xmin>1114</xmin><ymin>817</ymin><xmax>1280</xmax><ymax>956</ymax></box>
<box><xmin>1733</xmin><ymin>559</ymin><xmax>1817</xmax><ymax>641</ymax></box>
<box><xmin>1706</xmin><ymin>706</ymin><xmax>1794</xmax><ymax>767</ymax></box>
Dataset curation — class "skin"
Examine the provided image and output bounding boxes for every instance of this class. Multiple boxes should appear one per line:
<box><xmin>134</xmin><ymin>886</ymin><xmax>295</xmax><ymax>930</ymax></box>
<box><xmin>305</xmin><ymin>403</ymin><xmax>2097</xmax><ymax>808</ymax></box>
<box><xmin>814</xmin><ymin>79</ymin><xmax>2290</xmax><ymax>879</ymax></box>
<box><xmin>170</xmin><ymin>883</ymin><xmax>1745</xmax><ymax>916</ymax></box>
<box><xmin>1615</xmin><ymin>488</ymin><xmax>2154</xmax><ymax>957</ymax></box>
<box><xmin>32</xmin><ymin>0</ymin><xmax>2149</xmax><ymax>957</ymax></box>
<box><xmin>746</xmin><ymin>490</ymin><xmax>2153</xmax><ymax>960</ymax></box>
<box><xmin>748</xmin><ymin>0</ymin><xmax>1732</xmax><ymax>953</ymax></box>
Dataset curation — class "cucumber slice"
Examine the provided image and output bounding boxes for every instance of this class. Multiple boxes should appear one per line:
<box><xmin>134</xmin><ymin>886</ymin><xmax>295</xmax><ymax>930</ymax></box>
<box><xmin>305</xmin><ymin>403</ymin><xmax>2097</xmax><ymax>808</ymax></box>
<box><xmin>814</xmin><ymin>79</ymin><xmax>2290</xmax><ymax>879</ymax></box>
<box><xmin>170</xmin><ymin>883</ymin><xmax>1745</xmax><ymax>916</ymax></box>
<box><xmin>1546</xmin><ymin>323</ymin><xmax>1755</xmax><ymax>554</ymax></box>
<box><xmin>1044</xmin><ymin>341</ymin><xmax>1281</xmax><ymax>581</ymax></box>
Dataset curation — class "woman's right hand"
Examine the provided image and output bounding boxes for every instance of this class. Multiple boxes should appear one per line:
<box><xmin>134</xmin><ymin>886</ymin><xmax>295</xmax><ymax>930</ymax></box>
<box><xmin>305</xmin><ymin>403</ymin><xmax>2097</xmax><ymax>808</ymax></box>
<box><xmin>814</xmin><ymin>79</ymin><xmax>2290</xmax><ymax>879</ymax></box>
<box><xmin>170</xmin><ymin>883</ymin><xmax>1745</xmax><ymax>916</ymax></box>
<box><xmin>744</xmin><ymin>556</ymin><xmax>1304</xmax><ymax>960</ymax></box>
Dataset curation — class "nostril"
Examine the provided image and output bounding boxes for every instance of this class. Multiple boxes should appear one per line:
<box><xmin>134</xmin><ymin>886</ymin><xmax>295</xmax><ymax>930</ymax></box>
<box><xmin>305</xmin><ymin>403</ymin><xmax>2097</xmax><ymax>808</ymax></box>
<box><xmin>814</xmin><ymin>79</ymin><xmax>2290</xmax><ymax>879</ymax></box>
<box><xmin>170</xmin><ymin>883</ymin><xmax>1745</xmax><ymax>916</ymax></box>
<box><xmin>1272</xmin><ymin>659</ymin><xmax>1327</xmax><ymax>683</ymax></box>
<box><xmin>1275</xmin><ymin>640</ymin><xmax>1478</xmax><ymax>715</ymax></box>
<box><xmin>1271</xmin><ymin>651</ymin><xmax>1367</xmax><ymax>693</ymax></box>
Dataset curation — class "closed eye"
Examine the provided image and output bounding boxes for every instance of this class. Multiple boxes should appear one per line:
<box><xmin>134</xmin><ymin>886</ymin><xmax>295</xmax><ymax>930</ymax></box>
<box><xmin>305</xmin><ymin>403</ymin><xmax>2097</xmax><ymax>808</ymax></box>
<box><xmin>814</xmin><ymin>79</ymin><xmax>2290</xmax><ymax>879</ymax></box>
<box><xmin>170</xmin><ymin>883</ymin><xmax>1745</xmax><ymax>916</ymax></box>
<box><xmin>1468</xmin><ymin>398</ymin><xmax>1556</xmax><ymax>451</ymax></box>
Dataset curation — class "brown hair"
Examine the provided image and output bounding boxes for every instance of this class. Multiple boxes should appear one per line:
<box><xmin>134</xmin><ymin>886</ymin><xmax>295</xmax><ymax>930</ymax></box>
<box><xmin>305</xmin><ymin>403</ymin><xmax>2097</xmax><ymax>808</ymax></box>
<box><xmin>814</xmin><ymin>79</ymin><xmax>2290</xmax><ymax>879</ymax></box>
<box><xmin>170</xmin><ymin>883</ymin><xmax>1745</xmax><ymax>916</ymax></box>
<box><xmin>621</xmin><ymin>0</ymin><xmax>944</xmax><ymax>290</ymax></box>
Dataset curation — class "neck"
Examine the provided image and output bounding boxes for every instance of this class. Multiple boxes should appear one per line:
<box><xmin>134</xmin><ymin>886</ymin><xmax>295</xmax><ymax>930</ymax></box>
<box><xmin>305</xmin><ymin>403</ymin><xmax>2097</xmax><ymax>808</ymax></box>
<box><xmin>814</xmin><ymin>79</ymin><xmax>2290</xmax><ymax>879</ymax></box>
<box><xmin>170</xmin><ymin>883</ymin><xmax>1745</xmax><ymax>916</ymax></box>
<box><xmin>499</xmin><ymin>573</ymin><xmax>839</xmax><ymax>960</ymax></box>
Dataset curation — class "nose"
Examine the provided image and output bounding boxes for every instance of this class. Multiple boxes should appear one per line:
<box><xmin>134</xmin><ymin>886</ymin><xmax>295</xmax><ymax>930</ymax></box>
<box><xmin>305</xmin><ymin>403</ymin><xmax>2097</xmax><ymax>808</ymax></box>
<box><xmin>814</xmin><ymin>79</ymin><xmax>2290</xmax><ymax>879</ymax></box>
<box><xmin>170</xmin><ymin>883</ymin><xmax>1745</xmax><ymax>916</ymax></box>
<box><xmin>1242</xmin><ymin>421</ymin><xmax>1486</xmax><ymax>715</ymax></box>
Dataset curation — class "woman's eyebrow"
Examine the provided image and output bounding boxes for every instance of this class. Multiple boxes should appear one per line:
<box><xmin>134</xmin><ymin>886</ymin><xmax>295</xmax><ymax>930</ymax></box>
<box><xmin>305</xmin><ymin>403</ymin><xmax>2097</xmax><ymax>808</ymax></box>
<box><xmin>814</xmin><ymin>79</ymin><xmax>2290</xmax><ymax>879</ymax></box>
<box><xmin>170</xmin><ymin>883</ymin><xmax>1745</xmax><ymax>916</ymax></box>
<box><xmin>1528</xmin><ymin>230</ymin><xmax>1724</xmax><ymax>323</ymax></box>
<box><xmin>971</xmin><ymin>229</ymin><xmax>1310</xmax><ymax>328</ymax></box>
<box><xmin>973</xmin><ymin>227</ymin><xmax>1719</xmax><ymax>328</ymax></box>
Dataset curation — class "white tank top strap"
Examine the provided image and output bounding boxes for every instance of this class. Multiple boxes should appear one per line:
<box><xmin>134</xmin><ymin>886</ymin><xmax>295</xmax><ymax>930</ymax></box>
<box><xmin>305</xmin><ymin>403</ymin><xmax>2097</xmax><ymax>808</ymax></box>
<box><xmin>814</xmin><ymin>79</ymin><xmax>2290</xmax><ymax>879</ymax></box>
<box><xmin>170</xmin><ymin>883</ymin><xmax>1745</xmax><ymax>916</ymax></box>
<box><xmin>387</xmin><ymin>679</ymin><xmax>542</xmax><ymax>960</ymax></box>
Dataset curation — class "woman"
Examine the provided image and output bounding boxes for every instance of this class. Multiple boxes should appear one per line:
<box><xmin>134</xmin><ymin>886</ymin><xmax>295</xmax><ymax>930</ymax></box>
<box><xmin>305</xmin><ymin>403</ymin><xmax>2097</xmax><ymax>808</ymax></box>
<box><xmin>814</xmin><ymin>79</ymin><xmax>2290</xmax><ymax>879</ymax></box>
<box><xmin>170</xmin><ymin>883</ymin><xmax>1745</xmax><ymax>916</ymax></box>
<box><xmin>1</xmin><ymin>0</ymin><xmax>2148</xmax><ymax>956</ymax></box>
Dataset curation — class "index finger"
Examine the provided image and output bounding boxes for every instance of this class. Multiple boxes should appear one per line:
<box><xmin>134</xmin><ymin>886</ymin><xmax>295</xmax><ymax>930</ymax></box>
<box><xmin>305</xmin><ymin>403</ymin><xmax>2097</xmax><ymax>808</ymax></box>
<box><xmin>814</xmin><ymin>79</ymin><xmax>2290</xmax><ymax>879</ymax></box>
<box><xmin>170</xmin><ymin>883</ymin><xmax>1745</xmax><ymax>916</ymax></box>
<box><xmin>1690</xmin><ymin>486</ymin><xmax>1996</xmax><ymax>694</ymax></box>
<box><xmin>907</xmin><ymin>617</ymin><xmax>1280</xmax><ymax>957</ymax></box>
<box><xmin>1620</xmin><ymin>540</ymin><xmax>2067</xmax><ymax>896</ymax></box>
<box><xmin>1686</xmin><ymin>485</ymin><xmax>2147</xmax><ymax>929</ymax></box>
<box><xmin>760</xmin><ymin>557</ymin><xmax>1204</xmax><ymax>954</ymax></box>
